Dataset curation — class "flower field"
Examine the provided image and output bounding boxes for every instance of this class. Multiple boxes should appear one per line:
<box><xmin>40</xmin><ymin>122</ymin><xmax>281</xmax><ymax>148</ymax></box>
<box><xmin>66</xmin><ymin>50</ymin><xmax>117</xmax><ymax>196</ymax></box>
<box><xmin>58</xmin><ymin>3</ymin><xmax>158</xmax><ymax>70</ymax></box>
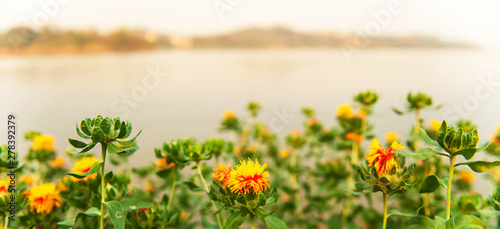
<box><xmin>2</xmin><ymin>91</ymin><xmax>500</xmax><ymax>229</ymax></box>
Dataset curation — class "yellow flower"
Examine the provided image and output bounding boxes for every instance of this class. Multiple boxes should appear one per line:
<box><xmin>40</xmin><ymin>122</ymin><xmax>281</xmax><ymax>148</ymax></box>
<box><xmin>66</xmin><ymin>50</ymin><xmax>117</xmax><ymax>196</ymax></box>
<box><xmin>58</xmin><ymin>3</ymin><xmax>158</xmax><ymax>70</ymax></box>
<box><xmin>307</xmin><ymin>118</ymin><xmax>319</xmax><ymax>126</ymax></box>
<box><xmin>26</xmin><ymin>183</ymin><xmax>62</xmax><ymax>214</ymax></box>
<box><xmin>336</xmin><ymin>104</ymin><xmax>355</xmax><ymax>119</ymax></box>
<box><xmin>31</xmin><ymin>135</ymin><xmax>56</xmax><ymax>151</ymax></box>
<box><xmin>459</xmin><ymin>171</ymin><xmax>475</xmax><ymax>183</ymax></box>
<box><xmin>180</xmin><ymin>211</ymin><xmax>190</xmax><ymax>221</ymax></box>
<box><xmin>365</xmin><ymin>139</ymin><xmax>403</xmax><ymax>176</ymax></box>
<box><xmin>357</xmin><ymin>109</ymin><xmax>366</xmax><ymax>119</ymax></box>
<box><xmin>248</xmin><ymin>145</ymin><xmax>258</xmax><ymax>153</ymax></box>
<box><xmin>430</xmin><ymin>120</ymin><xmax>441</xmax><ymax>132</ymax></box>
<box><xmin>492</xmin><ymin>167</ymin><xmax>500</xmax><ymax>182</ymax></box>
<box><xmin>213</xmin><ymin>164</ymin><xmax>233</xmax><ymax>188</ymax></box>
<box><xmin>21</xmin><ymin>175</ymin><xmax>35</xmax><ymax>186</ymax></box>
<box><xmin>290</xmin><ymin>130</ymin><xmax>301</xmax><ymax>138</ymax></box>
<box><xmin>49</xmin><ymin>156</ymin><xmax>66</xmax><ymax>168</ymax></box>
<box><xmin>278</xmin><ymin>148</ymin><xmax>290</xmax><ymax>158</ymax></box>
<box><xmin>233</xmin><ymin>145</ymin><xmax>242</xmax><ymax>154</ymax></box>
<box><xmin>145</xmin><ymin>181</ymin><xmax>154</xmax><ymax>192</ymax></box>
<box><xmin>57</xmin><ymin>178</ymin><xmax>69</xmax><ymax>192</ymax></box>
<box><xmin>346</xmin><ymin>132</ymin><xmax>362</xmax><ymax>144</ymax></box>
<box><xmin>280</xmin><ymin>192</ymin><xmax>291</xmax><ymax>202</ymax></box>
<box><xmin>156</xmin><ymin>158</ymin><xmax>175</xmax><ymax>170</ymax></box>
<box><xmin>0</xmin><ymin>180</ymin><xmax>7</xmax><ymax>198</ymax></box>
<box><xmin>222</xmin><ymin>109</ymin><xmax>236</xmax><ymax>120</ymax></box>
<box><xmin>70</xmin><ymin>157</ymin><xmax>100</xmax><ymax>181</ymax></box>
<box><xmin>385</xmin><ymin>132</ymin><xmax>399</xmax><ymax>144</ymax></box>
<box><xmin>227</xmin><ymin>158</ymin><xmax>270</xmax><ymax>195</ymax></box>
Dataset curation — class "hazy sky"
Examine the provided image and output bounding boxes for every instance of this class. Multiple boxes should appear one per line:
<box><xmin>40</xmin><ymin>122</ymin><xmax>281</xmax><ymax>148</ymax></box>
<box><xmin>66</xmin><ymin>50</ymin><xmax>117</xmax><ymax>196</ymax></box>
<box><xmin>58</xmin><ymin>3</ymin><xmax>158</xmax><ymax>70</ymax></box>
<box><xmin>1</xmin><ymin>0</ymin><xmax>500</xmax><ymax>47</ymax></box>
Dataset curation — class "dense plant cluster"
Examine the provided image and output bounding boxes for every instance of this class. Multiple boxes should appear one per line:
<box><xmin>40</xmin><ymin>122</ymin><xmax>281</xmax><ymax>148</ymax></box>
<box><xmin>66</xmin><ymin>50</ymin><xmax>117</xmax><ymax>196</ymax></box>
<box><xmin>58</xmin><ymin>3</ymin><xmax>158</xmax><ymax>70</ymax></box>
<box><xmin>2</xmin><ymin>91</ymin><xmax>500</xmax><ymax>229</ymax></box>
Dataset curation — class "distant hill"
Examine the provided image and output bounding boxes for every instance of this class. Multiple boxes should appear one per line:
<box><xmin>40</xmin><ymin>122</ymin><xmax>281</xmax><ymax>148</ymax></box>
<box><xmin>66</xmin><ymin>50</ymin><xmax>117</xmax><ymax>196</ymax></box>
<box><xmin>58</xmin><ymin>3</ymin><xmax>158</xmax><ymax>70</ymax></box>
<box><xmin>0</xmin><ymin>26</ymin><xmax>475</xmax><ymax>55</ymax></box>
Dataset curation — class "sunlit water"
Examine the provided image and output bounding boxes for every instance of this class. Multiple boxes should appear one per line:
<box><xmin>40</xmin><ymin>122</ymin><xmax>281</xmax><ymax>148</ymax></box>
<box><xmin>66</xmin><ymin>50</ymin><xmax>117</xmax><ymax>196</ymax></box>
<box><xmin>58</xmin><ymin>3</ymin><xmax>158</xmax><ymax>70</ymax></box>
<box><xmin>1</xmin><ymin>48</ymin><xmax>500</xmax><ymax>194</ymax></box>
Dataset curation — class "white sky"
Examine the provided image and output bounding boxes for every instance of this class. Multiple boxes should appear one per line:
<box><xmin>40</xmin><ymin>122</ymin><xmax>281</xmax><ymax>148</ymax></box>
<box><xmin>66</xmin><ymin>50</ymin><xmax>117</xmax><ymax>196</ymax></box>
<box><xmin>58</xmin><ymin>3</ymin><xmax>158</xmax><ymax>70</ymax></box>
<box><xmin>1</xmin><ymin>0</ymin><xmax>500</xmax><ymax>47</ymax></box>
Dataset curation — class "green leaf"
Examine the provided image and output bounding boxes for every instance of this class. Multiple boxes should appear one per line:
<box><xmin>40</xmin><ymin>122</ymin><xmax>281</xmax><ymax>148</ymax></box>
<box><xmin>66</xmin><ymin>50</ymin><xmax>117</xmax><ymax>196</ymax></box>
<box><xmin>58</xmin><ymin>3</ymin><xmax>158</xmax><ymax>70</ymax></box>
<box><xmin>264</xmin><ymin>215</ymin><xmax>288</xmax><ymax>229</ymax></box>
<box><xmin>476</xmin><ymin>140</ymin><xmax>491</xmax><ymax>152</ymax></box>
<box><xmin>407</xmin><ymin>216</ymin><xmax>435</xmax><ymax>229</ymax></box>
<box><xmin>57</xmin><ymin>207</ymin><xmax>100</xmax><ymax>226</ymax></box>
<box><xmin>435</xmin><ymin>216</ymin><xmax>445</xmax><ymax>229</ymax></box>
<box><xmin>265</xmin><ymin>186</ymin><xmax>279</xmax><ymax>207</ymax></box>
<box><xmin>420</xmin><ymin>175</ymin><xmax>447</xmax><ymax>193</ymax></box>
<box><xmin>437</xmin><ymin>120</ymin><xmax>448</xmax><ymax>148</ymax></box>
<box><xmin>420</xmin><ymin>128</ymin><xmax>440</xmax><ymax>147</ymax></box>
<box><xmin>445</xmin><ymin>217</ymin><xmax>455</xmax><ymax>229</ymax></box>
<box><xmin>257</xmin><ymin>192</ymin><xmax>267</xmax><ymax>207</ymax></box>
<box><xmin>67</xmin><ymin>161</ymin><xmax>102</xmax><ymax>179</ymax></box>
<box><xmin>236</xmin><ymin>194</ymin><xmax>247</xmax><ymax>205</ymax></box>
<box><xmin>222</xmin><ymin>211</ymin><xmax>246</xmax><ymax>229</ymax></box>
<box><xmin>104</xmin><ymin>201</ymin><xmax>125</xmax><ymax>229</ymax></box>
<box><xmin>455</xmin><ymin>161</ymin><xmax>500</xmax><ymax>173</ymax></box>
<box><xmin>69</xmin><ymin>138</ymin><xmax>88</xmax><ymax>148</ymax></box>
<box><xmin>91</xmin><ymin>127</ymin><xmax>105</xmax><ymax>143</ymax></box>
<box><xmin>116</xmin><ymin>130</ymin><xmax>142</xmax><ymax>146</ymax></box>
<box><xmin>117</xmin><ymin>199</ymin><xmax>152</xmax><ymax>211</ymax></box>
<box><xmin>240</xmin><ymin>206</ymin><xmax>253</xmax><ymax>217</ymax></box>
<box><xmin>256</xmin><ymin>209</ymin><xmax>273</xmax><ymax>219</ymax></box>
<box><xmin>392</xmin><ymin>107</ymin><xmax>404</xmax><ymax>115</ymax></box>
<box><xmin>81</xmin><ymin>119</ymin><xmax>92</xmax><ymax>136</ymax></box>
<box><xmin>79</xmin><ymin>143</ymin><xmax>96</xmax><ymax>153</ymax></box>
<box><xmin>117</xmin><ymin>121</ymin><xmax>127</xmax><ymax>138</ymax></box>
<box><xmin>388</xmin><ymin>207</ymin><xmax>422</xmax><ymax>217</ymax></box>
<box><xmin>453</xmin><ymin>148</ymin><xmax>477</xmax><ymax>160</ymax></box>
<box><xmin>454</xmin><ymin>215</ymin><xmax>486</xmax><ymax>229</ymax></box>
<box><xmin>117</xmin><ymin>146</ymin><xmax>139</xmax><ymax>156</ymax></box>
<box><xmin>100</xmin><ymin>118</ymin><xmax>112</xmax><ymax>135</ymax></box>
<box><xmin>76</xmin><ymin>124</ymin><xmax>90</xmax><ymax>139</ymax></box>
<box><xmin>400</xmin><ymin>148</ymin><xmax>438</xmax><ymax>160</ymax></box>
<box><xmin>123</xmin><ymin>122</ymin><xmax>133</xmax><ymax>138</ymax></box>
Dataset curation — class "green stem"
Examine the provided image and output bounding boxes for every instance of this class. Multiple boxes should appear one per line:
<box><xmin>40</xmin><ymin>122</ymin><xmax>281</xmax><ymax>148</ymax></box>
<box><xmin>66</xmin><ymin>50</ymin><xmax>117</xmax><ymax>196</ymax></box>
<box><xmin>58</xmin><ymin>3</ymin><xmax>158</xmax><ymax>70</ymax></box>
<box><xmin>250</xmin><ymin>214</ymin><xmax>255</xmax><ymax>229</ymax></box>
<box><xmin>196</xmin><ymin>162</ymin><xmax>222</xmax><ymax>229</ymax></box>
<box><xmin>166</xmin><ymin>170</ymin><xmax>177</xmax><ymax>211</ymax></box>
<box><xmin>38</xmin><ymin>161</ymin><xmax>43</xmax><ymax>184</ymax></box>
<box><xmin>383</xmin><ymin>193</ymin><xmax>388</xmax><ymax>229</ymax></box>
<box><xmin>4</xmin><ymin>215</ymin><xmax>9</xmax><ymax>229</ymax></box>
<box><xmin>290</xmin><ymin>151</ymin><xmax>304</xmax><ymax>221</ymax></box>
<box><xmin>446</xmin><ymin>155</ymin><xmax>457</xmax><ymax>220</ymax></box>
<box><xmin>100</xmin><ymin>143</ymin><xmax>107</xmax><ymax>229</ymax></box>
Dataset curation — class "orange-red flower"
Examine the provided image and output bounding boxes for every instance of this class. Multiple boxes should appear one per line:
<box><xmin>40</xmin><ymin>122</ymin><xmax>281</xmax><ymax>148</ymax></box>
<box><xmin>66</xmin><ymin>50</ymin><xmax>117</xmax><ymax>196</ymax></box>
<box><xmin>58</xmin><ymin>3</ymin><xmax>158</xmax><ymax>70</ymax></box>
<box><xmin>49</xmin><ymin>156</ymin><xmax>66</xmax><ymax>168</ymax></box>
<box><xmin>70</xmin><ymin>157</ymin><xmax>100</xmax><ymax>181</ymax></box>
<box><xmin>0</xmin><ymin>180</ymin><xmax>7</xmax><ymax>198</ymax></box>
<box><xmin>57</xmin><ymin>178</ymin><xmax>69</xmax><ymax>192</ymax></box>
<box><xmin>227</xmin><ymin>158</ymin><xmax>270</xmax><ymax>195</ymax></box>
<box><xmin>212</xmin><ymin>164</ymin><xmax>232</xmax><ymax>188</ymax></box>
<box><xmin>157</xmin><ymin>158</ymin><xmax>175</xmax><ymax>170</ymax></box>
<box><xmin>459</xmin><ymin>171</ymin><xmax>475</xmax><ymax>183</ymax></box>
<box><xmin>308</xmin><ymin>118</ymin><xmax>319</xmax><ymax>126</ymax></box>
<box><xmin>25</xmin><ymin>183</ymin><xmax>62</xmax><ymax>214</ymax></box>
<box><xmin>365</xmin><ymin>139</ymin><xmax>403</xmax><ymax>176</ymax></box>
<box><xmin>346</xmin><ymin>132</ymin><xmax>362</xmax><ymax>144</ymax></box>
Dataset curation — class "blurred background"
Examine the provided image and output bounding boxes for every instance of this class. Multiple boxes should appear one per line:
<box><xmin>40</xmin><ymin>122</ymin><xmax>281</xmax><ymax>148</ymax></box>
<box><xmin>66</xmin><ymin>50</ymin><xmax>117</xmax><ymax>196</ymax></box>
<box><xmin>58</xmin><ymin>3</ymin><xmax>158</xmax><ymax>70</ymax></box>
<box><xmin>1</xmin><ymin>0</ymin><xmax>500</xmax><ymax>175</ymax></box>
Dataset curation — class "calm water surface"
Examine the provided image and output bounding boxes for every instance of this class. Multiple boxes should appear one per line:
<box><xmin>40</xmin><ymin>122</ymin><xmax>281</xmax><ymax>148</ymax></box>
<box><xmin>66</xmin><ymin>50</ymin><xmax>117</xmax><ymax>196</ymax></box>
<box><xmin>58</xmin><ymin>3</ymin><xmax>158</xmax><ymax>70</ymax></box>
<box><xmin>1</xmin><ymin>48</ymin><xmax>500</xmax><ymax>193</ymax></box>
